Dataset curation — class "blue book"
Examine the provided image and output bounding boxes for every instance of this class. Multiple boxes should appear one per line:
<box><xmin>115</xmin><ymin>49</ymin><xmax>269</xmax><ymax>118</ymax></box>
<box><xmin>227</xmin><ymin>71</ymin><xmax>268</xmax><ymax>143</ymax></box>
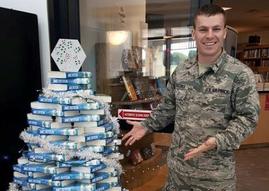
<box><xmin>28</xmin><ymin>120</ymin><xmax>72</xmax><ymax>129</ymax></box>
<box><xmin>99</xmin><ymin>177</ymin><xmax>120</xmax><ymax>188</ymax></box>
<box><xmin>91</xmin><ymin>172</ymin><xmax>110</xmax><ymax>183</ymax></box>
<box><xmin>28</xmin><ymin>172</ymin><xmax>48</xmax><ymax>179</ymax></box>
<box><xmin>29</xmin><ymin>176</ymin><xmax>74</xmax><ymax>187</ymax></box>
<box><xmin>27</xmin><ymin>113</ymin><xmax>53</xmax><ymax>122</ymax></box>
<box><xmin>48</xmin><ymin>84</ymin><xmax>91</xmax><ymax>91</ymax></box>
<box><xmin>57</xmin><ymin>114</ymin><xmax>101</xmax><ymax>123</ymax></box>
<box><xmin>71</xmin><ymin>163</ymin><xmax>106</xmax><ymax>173</ymax></box>
<box><xmin>69</xmin><ymin>131</ymin><xmax>114</xmax><ymax>143</ymax></box>
<box><xmin>57</xmin><ymin>159</ymin><xmax>101</xmax><ymax>168</ymax></box>
<box><xmin>96</xmin><ymin>184</ymin><xmax>110</xmax><ymax>191</ymax></box>
<box><xmin>102</xmin><ymin>146</ymin><xmax>119</xmax><ymax>156</ymax></box>
<box><xmin>48</xmin><ymin>71</ymin><xmax>92</xmax><ymax>79</ymax></box>
<box><xmin>62</xmin><ymin>103</ymin><xmax>104</xmax><ymax>111</ymax></box>
<box><xmin>52</xmin><ymin>171</ymin><xmax>94</xmax><ymax>181</ymax></box>
<box><xmin>156</xmin><ymin>76</ymin><xmax>167</xmax><ymax>96</ymax></box>
<box><xmin>31</xmin><ymin>108</ymin><xmax>79</xmax><ymax>117</ymax></box>
<box><xmin>13</xmin><ymin>171</ymin><xmax>28</xmax><ymax>179</ymax></box>
<box><xmin>13</xmin><ymin>177</ymin><xmax>28</xmax><ymax>187</ymax></box>
<box><xmin>50</xmin><ymin>141</ymin><xmax>85</xmax><ymax>150</ymax></box>
<box><xmin>95</xmin><ymin>183</ymin><xmax>112</xmax><ymax>191</ymax></box>
<box><xmin>99</xmin><ymin>167</ymin><xmax>118</xmax><ymax>177</ymax></box>
<box><xmin>29</xmin><ymin>183</ymin><xmax>50</xmax><ymax>190</ymax></box>
<box><xmin>52</xmin><ymin>180</ymin><xmax>76</xmax><ymax>187</ymax></box>
<box><xmin>28</xmin><ymin>119</ymin><xmax>51</xmax><ymax>128</ymax></box>
<box><xmin>25</xmin><ymin>131</ymin><xmax>67</xmax><ymax>142</ymax></box>
<box><xmin>74</xmin><ymin>119</ymin><xmax>108</xmax><ymax>128</ymax></box>
<box><xmin>38</xmin><ymin>127</ymin><xmax>84</xmax><ymax>136</ymax></box>
<box><xmin>13</xmin><ymin>164</ymin><xmax>26</xmax><ymax>174</ymax></box>
<box><xmin>22</xmin><ymin>164</ymin><xmax>69</xmax><ymax>174</ymax></box>
<box><xmin>24</xmin><ymin>151</ymin><xmax>66</xmax><ymax>162</ymax></box>
<box><xmin>50</xmin><ymin>78</ymin><xmax>91</xmax><ymax>85</ymax></box>
<box><xmin>79</xmin><ymin>145</ymin><xmax>105</xmax><ymax>153</ymax></box>
<box><xmin>31</xmin><ymin>101</ymin><xmax>103</xmax><ymax>111</ymax></box>
<box><xmin>83</xmin><ymin>122</ymin><xmax>115</xmax><ymax>134</ymax></box>
<box><xmin>28</xmin><ymin>176</ymin><xmax>52</xmax><ymax>185</ymax></box>
<box><xmin>52</xmin><ymin>183</ymin><xmax>96</xmax><ymax>191</ymax></box>
<box><xmin>38</xmin><ymin>95</ymin><xmax>71</xmax><ymax>104</ymax></box>
<box><xmin>84</xmin><ymin>138</ymin><xmax>114</xmax><ymax>146</ymax></box>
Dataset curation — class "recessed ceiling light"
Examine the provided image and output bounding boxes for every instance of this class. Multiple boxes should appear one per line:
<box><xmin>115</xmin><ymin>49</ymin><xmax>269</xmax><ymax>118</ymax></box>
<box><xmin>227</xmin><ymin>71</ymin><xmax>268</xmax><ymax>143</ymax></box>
<box><xmin>222</xmin><ymin>7</ymin><xmax>232</xmax><ymax>11</ymax></box>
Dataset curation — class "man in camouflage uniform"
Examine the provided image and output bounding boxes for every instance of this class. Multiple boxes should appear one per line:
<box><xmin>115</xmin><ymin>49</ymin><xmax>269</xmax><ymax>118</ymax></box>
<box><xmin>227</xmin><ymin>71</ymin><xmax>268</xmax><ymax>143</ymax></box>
<box><xmin>122</xmin><ymin>4</ymin><xmax>260</xmax><ymax>191</ymax></box>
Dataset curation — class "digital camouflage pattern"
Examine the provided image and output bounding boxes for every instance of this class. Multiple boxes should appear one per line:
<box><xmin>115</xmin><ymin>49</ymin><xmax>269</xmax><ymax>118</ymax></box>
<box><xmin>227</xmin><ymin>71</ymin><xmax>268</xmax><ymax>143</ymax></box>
<box><xmin>141</xmin><ymin>50</ymin><xmax>260</xmax><ymax>191</ymax></box>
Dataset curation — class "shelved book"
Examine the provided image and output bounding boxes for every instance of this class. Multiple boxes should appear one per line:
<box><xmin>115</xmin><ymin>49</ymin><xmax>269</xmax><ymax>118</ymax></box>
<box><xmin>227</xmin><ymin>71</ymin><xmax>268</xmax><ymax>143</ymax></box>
<box><xmin>10</xmin><ymin>69</ymin><xmax>123</xmax><ymax>191</ymax></box>
<box><xmin>48</xmin><ymin>71</ymin><xmax>92</xmax><ymax>79</ymax></box>
<box><xmin>38</xmin><ymin>94</ymin><xmax>111</xmax><ymax>104</ymax></box>
<box><xmin>31</xmin><ymin>101</ymin><xmax>104</xmax><ymax>111</ymax></box>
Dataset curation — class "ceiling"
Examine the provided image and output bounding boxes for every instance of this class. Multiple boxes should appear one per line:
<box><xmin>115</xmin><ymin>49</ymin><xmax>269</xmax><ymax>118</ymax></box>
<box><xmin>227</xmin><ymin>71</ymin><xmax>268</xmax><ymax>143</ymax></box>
<box><xmin>146</xmin><ymin>0</ymin><xmax>269</xmax><ymax>33</ymax></box>
<box><xmin>214</xmin><ymin>0</ymin><xmax>269</xmax><ymax>33</ymax></box>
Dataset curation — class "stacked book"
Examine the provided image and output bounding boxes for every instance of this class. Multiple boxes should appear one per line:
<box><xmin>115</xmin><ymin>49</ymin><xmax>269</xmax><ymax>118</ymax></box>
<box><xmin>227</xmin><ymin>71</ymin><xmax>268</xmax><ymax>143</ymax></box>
<box><xmin>11</xmin><ymin>71</ymin><xmax>123</xmax><ymax>191</ymax></box>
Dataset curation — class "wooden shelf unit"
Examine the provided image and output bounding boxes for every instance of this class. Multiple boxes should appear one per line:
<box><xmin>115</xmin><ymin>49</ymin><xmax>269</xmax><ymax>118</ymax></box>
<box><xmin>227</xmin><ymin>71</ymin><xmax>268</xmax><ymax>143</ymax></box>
<box><xmin>242</xmin><ymin>44</ymin><xmax>269</xmax><ymax>74</ymax></box>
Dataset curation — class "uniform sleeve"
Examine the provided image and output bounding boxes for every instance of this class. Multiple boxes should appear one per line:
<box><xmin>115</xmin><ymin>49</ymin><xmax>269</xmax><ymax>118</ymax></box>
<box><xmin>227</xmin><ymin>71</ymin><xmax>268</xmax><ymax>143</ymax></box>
<box><xmin>215</xmin><ymin>69</ymin><xmax>260</xmax><ymax>151</ymax></box>
<box><xmin>141</xmin><ymin>71</ymin><xmax>177</xmax><ymax>132</ymax></box>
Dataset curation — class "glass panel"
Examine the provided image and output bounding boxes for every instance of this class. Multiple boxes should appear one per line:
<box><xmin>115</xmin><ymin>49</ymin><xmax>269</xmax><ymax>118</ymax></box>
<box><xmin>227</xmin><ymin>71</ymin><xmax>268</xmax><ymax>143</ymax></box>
<box><xmin>170</xmin><ymin>35</ymin><xmax>196</xmax><ymax>75</ymax></box>
<box><xmin>79</xmin><ymin>0</ymin><xmax>196</xmax><ymax>108</ymax></box>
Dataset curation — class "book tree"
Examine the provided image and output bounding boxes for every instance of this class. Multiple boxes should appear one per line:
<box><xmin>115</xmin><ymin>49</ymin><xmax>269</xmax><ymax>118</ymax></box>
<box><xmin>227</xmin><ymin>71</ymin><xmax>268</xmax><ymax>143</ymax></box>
<box><xmin>9</xmin><ymin>39</ymin><xmax>124</xmax><ymax>191</ymax></box>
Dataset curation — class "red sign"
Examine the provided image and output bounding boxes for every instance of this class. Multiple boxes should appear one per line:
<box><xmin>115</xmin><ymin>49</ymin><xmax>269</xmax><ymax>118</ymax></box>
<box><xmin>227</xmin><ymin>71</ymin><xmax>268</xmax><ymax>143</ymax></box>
<box><xmin>265</xmin><ymin>95</ymin><xmax>269</xmax><ymax>110</ymax></box>
<box><xmin>118</xmin><ymin>109</ymin><xmax>152</xmax><ymax>121</ymax></box>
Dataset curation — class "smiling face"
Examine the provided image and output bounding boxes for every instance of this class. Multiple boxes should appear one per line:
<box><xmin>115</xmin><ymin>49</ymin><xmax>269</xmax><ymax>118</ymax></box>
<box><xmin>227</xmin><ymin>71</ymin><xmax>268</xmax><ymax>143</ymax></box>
<box><xmin>192</xmin><ymin>14</ymin><xmax>227</xmax><ymax>64</ymax></box>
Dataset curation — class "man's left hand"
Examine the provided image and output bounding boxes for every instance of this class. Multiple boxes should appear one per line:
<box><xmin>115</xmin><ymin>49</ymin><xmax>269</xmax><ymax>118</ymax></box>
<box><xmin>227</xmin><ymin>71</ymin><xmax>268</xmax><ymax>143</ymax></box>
<box><xmin>184</xmin><ymin>137</ymin><xmax>217</xmax><ymax>161</ymax></box>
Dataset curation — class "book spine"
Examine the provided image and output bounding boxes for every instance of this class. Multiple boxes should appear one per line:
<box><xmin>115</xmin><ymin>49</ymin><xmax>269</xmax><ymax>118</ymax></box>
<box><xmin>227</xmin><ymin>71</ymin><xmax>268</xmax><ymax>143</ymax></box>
<box><xmin>13</xmin><ymin>177</ymin><xmax>28</xmax><ymax>186</ymax></box>
<box><xmin>91</xmin><ymin>172</ymin><xmax>110</xmax><ymax>183</ymax></box>
<box><xmin>72</xmin><ymin>163</ymin><xmax>106</xmax><ymax>173</ymax></box>
<box><xmin>67</xmin><ymin>84</ymin><xmax>91</xmax><ymax>91</ymax></box>
<box><xmin>101</xmin><ymin>122</ymin><xmax>115</xmax><ymax>130</ymax></box>
<box><xmin>32</xmin><ymin>108</ymin><xmax>62</xmax><ymax>116</ymax></box>
<box><xmin>52</xmin><ymin>183</ymin><xmax>96</xmax><ymax>191</ymax></box>
<box><xmin>50</xmin><ymin>78</ymin><xmax>90</xmax><ymax>84</ymax></box>
<box><xmin>102</xmin><ymin>146</ymin><xmax>118</xmax><ymax>156</ymax></box>
<box><xmin>51</xmin><ymin>141</ymin><xmax>85</xmax><ymax>150</ymax></box>
<box><xmin>62</xmin><ymin>102</ymin><xmax>102</xmax><ymax>111</ymax></box>
<box><xmin>53</xmin><ymin>172</ymin><xmax>94</xmax><ymax>181</ymax></box>
<box><xmin>39</xmin><ymin>128</ymin><xmax>82</xmax><ymax>136</ymax></box>
<box><xmin>38</xmin><ymin>96</ymin><xmax>71</xmax><ymax>105</ymax></box>
<box><xmin>52</xmin><ymin>180</ymin><xmax>74</xmax><ymax>187</ymax></box>
<box><xmin>66</xmin><ymin>72</ymin><xmax>92</xmax><ymax>78</ymax></box>
<box><xmin>58</xmin><ymin>159</ymin><xmax>100</xmax><ymax>168</ymax></box>
<box><xmin>122</xmin><ymin>76</ymin><xmax>138</xmax><ymax>101</ymax></box>
<box><xmin>28</xmin><ymin>177</ymin><xmax>51</xmax><ymax>185</ymax></box>
<box><xmin>59</xmin><ymin>115</ymin><xmax>101</xmax><ymax>123</ymax></box>
<box><xmin>27</xmin><ymin>113</ymin><xmax>53</xmax><ymax>121</ymax></box>
<box><xmin>95</xmin><ymin>183</ymin><xmax>111</xmax><ymax>191</ymax></box>
<box><xmin>26</xmin><ymin>152</ymin><xmax>54</xmax><ymax>162</ymax></box>
<box><xmin>22</xmin><ymin>165</ymin><xmax>46</xmax><ymax>173</ymax></box>
<box><xmin>13</xmin><ymin>164</ymin><xmax>25</xmax><ymax>174</ymax></box>
<box><xmin>25</xmin><ymin>152</ymin><xmax>65</xmax><ymax>162</ymax></box>
<box><xmin>85</xmin><ymin>133</ymin><xmax>108</xmax><ymax>142</ymax></box>
<box><xmin>28</xmin><ymin>119</ymin><xmax>51</xmax><ymax>128</ymax></box>
<box><xmin>38</xmin><ymin>96</ymin><xmax>61</xmax><ymax>104</ymax></box>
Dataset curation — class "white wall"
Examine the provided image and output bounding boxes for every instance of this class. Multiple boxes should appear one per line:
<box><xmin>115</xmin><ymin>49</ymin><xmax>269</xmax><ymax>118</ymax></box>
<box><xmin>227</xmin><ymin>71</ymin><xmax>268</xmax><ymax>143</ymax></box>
<box><xmin>0</xmin><ymin>0</ymin><xmax>50</xmax><ymax>87</ymax></box>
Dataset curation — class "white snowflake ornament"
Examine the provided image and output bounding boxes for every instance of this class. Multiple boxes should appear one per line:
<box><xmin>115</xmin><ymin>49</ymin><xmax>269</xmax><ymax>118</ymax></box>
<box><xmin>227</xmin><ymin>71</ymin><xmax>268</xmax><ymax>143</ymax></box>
<box><xmin>51</xmin><ymin>39</ymin><xmax>86</xmax><ymax>72</ymax></box>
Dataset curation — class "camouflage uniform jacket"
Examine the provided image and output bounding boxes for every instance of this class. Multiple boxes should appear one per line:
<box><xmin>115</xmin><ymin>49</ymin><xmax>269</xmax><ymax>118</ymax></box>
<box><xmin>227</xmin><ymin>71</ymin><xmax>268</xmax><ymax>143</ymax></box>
<box><xmin>141</xmin><ymin>50</ymin><xmax>260</xmax><ymax>182</ymax></box>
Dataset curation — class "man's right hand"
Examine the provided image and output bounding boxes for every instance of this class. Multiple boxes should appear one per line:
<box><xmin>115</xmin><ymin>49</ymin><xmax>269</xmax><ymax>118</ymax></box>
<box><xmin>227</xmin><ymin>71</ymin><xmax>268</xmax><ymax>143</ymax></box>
<box><xmin>122</xmin><ymin>120</ymin><xmax>148</xmax><ymax>146</ymax></box>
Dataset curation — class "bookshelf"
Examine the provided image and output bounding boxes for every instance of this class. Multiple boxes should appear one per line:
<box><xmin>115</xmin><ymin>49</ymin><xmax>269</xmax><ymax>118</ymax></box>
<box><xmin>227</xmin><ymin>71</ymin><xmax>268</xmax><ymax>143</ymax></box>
<box><xmin>239</xmin><ymin>44</ymin><xmax>269</xmax><ymax>145</ymax></box>
<box><xmin>241</xmin><ymin>44</ymin><xmax>269</xmax><ymax>91</ymax></box>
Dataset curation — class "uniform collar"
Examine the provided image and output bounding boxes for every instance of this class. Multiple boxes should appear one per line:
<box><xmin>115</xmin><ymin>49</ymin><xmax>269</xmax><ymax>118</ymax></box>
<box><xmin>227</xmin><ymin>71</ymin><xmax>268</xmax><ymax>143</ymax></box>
<box><xmin>186</xmin><ymin>49</ymin><xmax>227</xmax><ymax>73</ymax></box>
<box><xmin>210</xmin><ymin>49</ymin><xmax>227</xmax><ymax>73</ymax></box>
